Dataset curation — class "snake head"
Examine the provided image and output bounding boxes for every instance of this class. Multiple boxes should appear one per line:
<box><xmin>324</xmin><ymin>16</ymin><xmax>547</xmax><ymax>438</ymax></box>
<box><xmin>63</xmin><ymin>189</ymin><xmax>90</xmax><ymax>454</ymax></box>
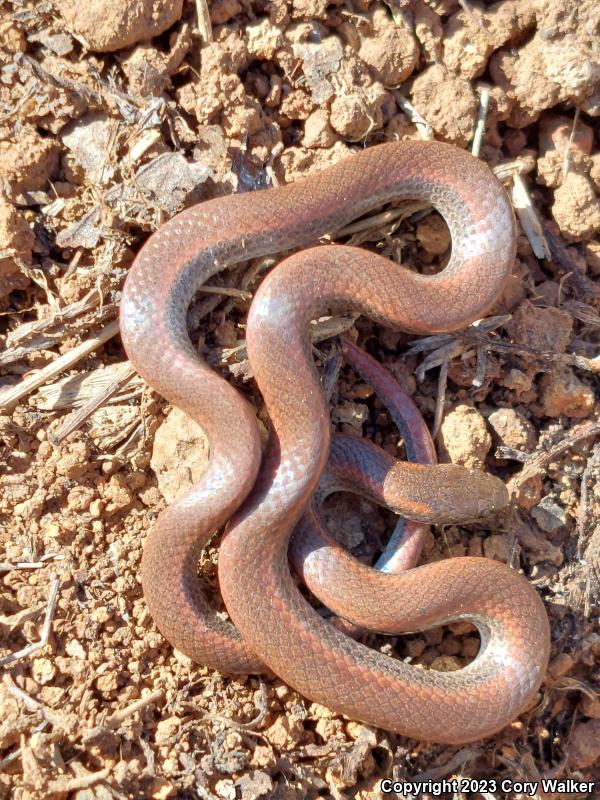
<box><xmin>383</xmin><ymin>462</ymin><xmax>509</xmax><ymax>524</ymax></box>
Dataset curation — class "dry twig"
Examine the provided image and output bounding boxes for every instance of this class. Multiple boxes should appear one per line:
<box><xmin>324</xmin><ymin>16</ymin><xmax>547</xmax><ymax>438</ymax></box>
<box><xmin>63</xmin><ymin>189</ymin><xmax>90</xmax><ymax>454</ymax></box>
<box><xmin>508</xmin><ymin>420</ymin><xmax>600</xmax><ymax>495</ymax></box>
<box><xmin>0</xmin><ymin>575</ymin><xmax>61</xmax><ymax>667</ymax></box>
<box><xmin>82</xmin><ymin>689</ymin><xmax>165</xmax><ymax>742</ymax></box>
<box><xmin>471</xmin><ymin>87</ymin><xmax>490</xmax><ymax>158</ymax></box>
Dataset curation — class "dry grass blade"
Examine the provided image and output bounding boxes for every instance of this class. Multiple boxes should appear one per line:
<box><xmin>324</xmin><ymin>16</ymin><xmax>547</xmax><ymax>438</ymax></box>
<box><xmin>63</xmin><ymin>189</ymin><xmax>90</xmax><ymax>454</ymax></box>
<box><xmin>459</xmin><ymin>327</ymin><xmax>600</xmax><ymax>373</ymax></box>
<box><xmin>432</xmin><ymin>353</ymin><xmax>449</xmax><ymax>440</ymax></box>
<box><xmin>392</xmin><ymin>91</ymin><xmax>433</xmax><ymax>140</ymax></box>
<box><xmin>471</xmin><ymin>87</ymin><xmax>490</xmax><ymax>157</ymax></box>
<box><xmin>198</xmin><ymin>285</ymin><xmax>253</xmax><ymax>300</ymax></box>
<box><xmin>511</xmin><ymin>173</ymin><xmax>551</xmax><ymax>260</ymax></box>
<box><xmin>6</xmin><ymin>288</ymin><xmax>103</xmax><ymax>348</ymax></box>
<box><xmin>562</xmin><ymin>107</ymin><xmax>580</xmax><ymax>179</ymax></box>
<box><xmin>336</xmin><ymin>204</ymin><xmax>425</xmax><ymax>239</ymax></box>
<box><xmin>213</xmin><ymin>315</ymin><xmax>358</xmax><ymax>367</ymax></box>
<box><xmin>195</xmin><ymin>0</ymin><xmax>213</xmax><ymax>43</ymax></box>
<box><xmin>49</xmin><ymin>362</ymin><xmax>137</xmax><ymax>444</ymax></box>
<box><xmin>563</xmin><ymin>300</ymin><xmax>600</xmax><ymax>327</ymax></box>
<box><xmin>542</xmin><ymin>221</ymin><xmax>600</xmax><ymax>298</ymax></box>
<box><xmin>0</xmin><ymin>320</ymin><xmax>119</xmax><ymax>411</ymax></box>
<box><xmin>0</xmin><ymin>553</ymin><xmax>63</xmax><ymax>574</ymax></box>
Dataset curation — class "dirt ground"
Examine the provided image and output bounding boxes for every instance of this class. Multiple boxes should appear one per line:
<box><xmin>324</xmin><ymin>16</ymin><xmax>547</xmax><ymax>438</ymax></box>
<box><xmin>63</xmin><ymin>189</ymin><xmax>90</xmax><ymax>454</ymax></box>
<box><xmin>1</xmin><ymin>0</ymin><xmax>600</xmax><ymax>798</ymax></box>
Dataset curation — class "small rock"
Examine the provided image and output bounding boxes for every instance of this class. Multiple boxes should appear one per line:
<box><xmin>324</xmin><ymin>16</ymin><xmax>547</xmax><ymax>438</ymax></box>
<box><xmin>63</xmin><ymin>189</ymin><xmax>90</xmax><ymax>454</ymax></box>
<box><xmin>56</xmin><ymin>0</ymin><xmax>184</xmax><ymax>52</ymax></box>
<box><xmin>65</xmin><ymin>639</ymin><xmax>86</xmax><ymax>659</ymax></box>
<box><xmin>89</xmin><ymin>499</ymin><xmax>104</xmax><ymax>518</ymax></box>
<box><xmin>405</xmin><ymin>637</ymin><xmax>426</xmax><ymax>658</ymax></box>
<box><xmin>0</xmin><ymin>18</ymin><xmax>26</xmax><ymax>52</ymax></box>
<box><xmin>302</xmin><ymin>109</ymin><xmax>337</xmax><ymax>149</ymax></box>
<box><xmin>61</xmin><ymin>114</ymin><xmax>120</xmax><ymax>184</ymax></box>
<box><xmin>423</xmin><ymin>628</ymin><xmax>443</xmax><ymax>646</ymax></box>
<box><xmin>536</xmin><ymin>113</ymin><xmax>594</xmax><ymax>189</ymax></box>
<box><xmin>91</xmin><ymin>606</ymin><xmax>111</xmax><ymax>624</ymax></box>
<box><xmin>539</xmin><ymin>113</ymin><xmax>594</xmax><ymax>157</ymax></box>
<box><xmin>329</xmin><ymin>86</ymin><xmax>386</xmax><ymax>140</ymax></box>
<box><xmin>210</xmin><ymin>0</ymin><xmax>242</xmax><ymax>25</ymax></box>
<box><xmin>538</xmin><ymin>366</ymin><xmax>595</xmax><ymax>419</ymax></box>
<box><xmin>483</xmin><ymin>534</ymin><xmax>510</xmax><ymax>562</ymax></box>
<box><xmin>291</xmin><ymin>36</ymin><xmax>343</xmax><ymax>105</ymax></box>
<box><xmin>263</xmin><ymin>715</ymin><xmax>305</xmax><ymax>750</ymax></box>
<box><xmin>438</xmin><ymin>405</ymin><xmax>492</xmax><ymax>470</ymax></box>
<box><xmin>250</xmin><ymin>744</ymin><xmax>276</xmax><ymax>769</ymax></box>
<box><xmin>309</xmin><ymin>701</ymin><xmax>335</xmax><ymax>718</ymax></box>
<box><xmin>149</xmin><ymin>777</ymin><xmax>176</xmax><ymax>799</ymax></box>
<box><xmin>151</xmin><ymin>407</ymin><xmax>210</xmax><ymax>504</ymax></box>
<box><xmin>215</xmin><ymin>779</ymin><xmax>236</xmax><ymax>800</ymax></box>
<box><xmin>488</xmin><ymin>407</ymin><xmax>537</xmax><ymax>453</ymax></box>
<box><xmin>552</xmin><ymin>172</ymin><xmax>600</xmax><ymax>241</ymax></box>
<box><xmin>490</xmin><ymin>33</ymin><xmax>600</xmax><ymax>128</ymax></box>
<box><xmin>121</xmin><ymin>25</ymin><xmax>192</xmax><ymax>97</ymax></box>
<box><xmin>547</xmin><ymin>652</ymin><xmax>573</xmax><ymax>679</ymax></box>
<box><xmin>31</xmin><ymin>658</ymin><xmax>57</xmax><ymax>685</ymax></box>
<box><xmin>583</xmin><ymin>240</ymin><xmax>600</xmax><ymax>276</ymax></box>
<box><xmin>345</xmin><ymin>722</ymin><xmax>377</xmax><ymax>743</ymax></box>
<box><xmin>443</xmin><ymin>0</ymin><xmax>535</xmax><ymax>80</ymax></box>
<box><xmin>448</xmin><ymin>621</ymin><xmax>474</xmax><ymax>636</ymax></box>
<box><xmin>565</xmin><ymin>719</ymin><xmax>600</xmax><ymax>769</ymax></box>
<box><xmin>461</xmin><ymin>638</ymin><xmax>480</xmax><ymax>659</ymax></box>
<box><xmin>0</xmin><ymin>200</ymin><xmax>35</xmax><ymax>298</ymax></box>
<box><xmin>430</xmin><ymin>656</ymin><xmax>461</xmax><ymax>672</ymax></box>
<box><xmin>332</xmin><ymin>401</ymin><xmax>369</xmax><ymax>431</ymax></box>
<box><xmin>103</xmin><ymin>473</ymin><xmax>134</xmax><ymax>515</ymax></box>
<box><xmin>513</xmin><ymin>474</ymin><xmax>543</xmax><ymax>512</ymax></box>
<box><xmin>409</xmin><ymin>64</ymin><xmax>478</xmax><ymax>147</ymax></box>
<box><xmin>246</xmin><ymin>19</ymin><xmax>284</xmax><ymax>61</ymax></box>
<box><xmin>315</xmin><ymin>715</ymin><xmax>343</xmax><ymax>740</ymax></box>
<box><xmin>580</xmin><ymin>694</ymin><xmax>600</xmax><ymax>719</ymax></box>
<box><xmin>500</xmin><ymin>367</ymin><xmax>534</xmax><ymax>395</ymax></box>
<box><xmin>358</xmin><ymin>11</ymin><xmax>418</xmax><ymax>87</ymax></box>
<box><xmin>0</xmin><ymin>126</ymin><xmax>60</xmax><ymax>195</ymax></box>
<box><xmin>236</xmin><ymin>770</ymin><xmax>274</xmax><ymax>800</ymax></box>
<box><xmin>14</xmin><ymin>490</ymin><xmax>45</xmax><ymax>520</ymax></box>
<box><xmin>66</xmin><ymin>485</ymin><xmax>95</xmax><ymax>512</ymax></box>
<box><xmin>95</xmin><ymin>672</ymin><xmax>119</xmax><ymax>695</ymax></box>
<box><xmin>55</xmin><ymin>442</ymin><xmax>91</xmax><ymax>478</ymax></box>
<box><xmin>280</xmin><ymin>89</ymin><xmax>314</xmax><ymax>121</ymax></box>
<box><xmin>505</xmin><ymin>301</ymin><xmax>573</xmax><ymax>354</ymax></box>
<box><xmin>416</xmin><ymin>213</ymin><xmax>450</xmax><ymax>255</ymax></box>
<box><xmin>440</xmin><ymin>636</ymin><xmax>461</xmax><ymax>656</ymax></box>
<box><xmin>155</xmin><ymin>716</ymin><xmax>181</xmax><ymax>746</ymax></box>
<box><xmin>532</xmin><ymin>496</ymin><xmax>567</xmax><ymax>533</ymax></box>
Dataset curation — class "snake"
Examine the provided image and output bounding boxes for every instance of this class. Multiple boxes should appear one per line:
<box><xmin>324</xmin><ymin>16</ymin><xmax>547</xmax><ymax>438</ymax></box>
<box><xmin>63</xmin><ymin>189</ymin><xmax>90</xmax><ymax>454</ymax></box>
<box><xmin>120</xmin><ymin>140</ymin><xmax>551</xmax><ymax>743</ymax></box>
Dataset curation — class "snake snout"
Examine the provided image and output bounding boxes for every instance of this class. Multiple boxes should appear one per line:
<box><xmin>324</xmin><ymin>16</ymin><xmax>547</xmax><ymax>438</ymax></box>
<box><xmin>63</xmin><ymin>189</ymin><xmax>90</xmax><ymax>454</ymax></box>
<box><xmin>434</xmin><ymin>465</ymin><xmax>509</xmax><ymax>523</ymax></box>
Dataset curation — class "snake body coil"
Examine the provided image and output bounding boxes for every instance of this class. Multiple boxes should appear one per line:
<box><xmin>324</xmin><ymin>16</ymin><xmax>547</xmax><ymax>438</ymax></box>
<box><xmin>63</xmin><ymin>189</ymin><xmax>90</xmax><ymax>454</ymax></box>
<box><xmin>120</xmin><ymin>141</ymin><xmax>551</xmax><ymax>743</ymax></box>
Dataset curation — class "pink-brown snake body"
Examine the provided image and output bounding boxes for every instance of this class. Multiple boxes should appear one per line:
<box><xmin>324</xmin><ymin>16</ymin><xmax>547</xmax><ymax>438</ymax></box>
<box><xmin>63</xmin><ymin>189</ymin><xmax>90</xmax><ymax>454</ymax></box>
<box><xmin>120</xmin><ymin>141</ymin><xmax>551</xmax><ymax>743</ymax></box>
